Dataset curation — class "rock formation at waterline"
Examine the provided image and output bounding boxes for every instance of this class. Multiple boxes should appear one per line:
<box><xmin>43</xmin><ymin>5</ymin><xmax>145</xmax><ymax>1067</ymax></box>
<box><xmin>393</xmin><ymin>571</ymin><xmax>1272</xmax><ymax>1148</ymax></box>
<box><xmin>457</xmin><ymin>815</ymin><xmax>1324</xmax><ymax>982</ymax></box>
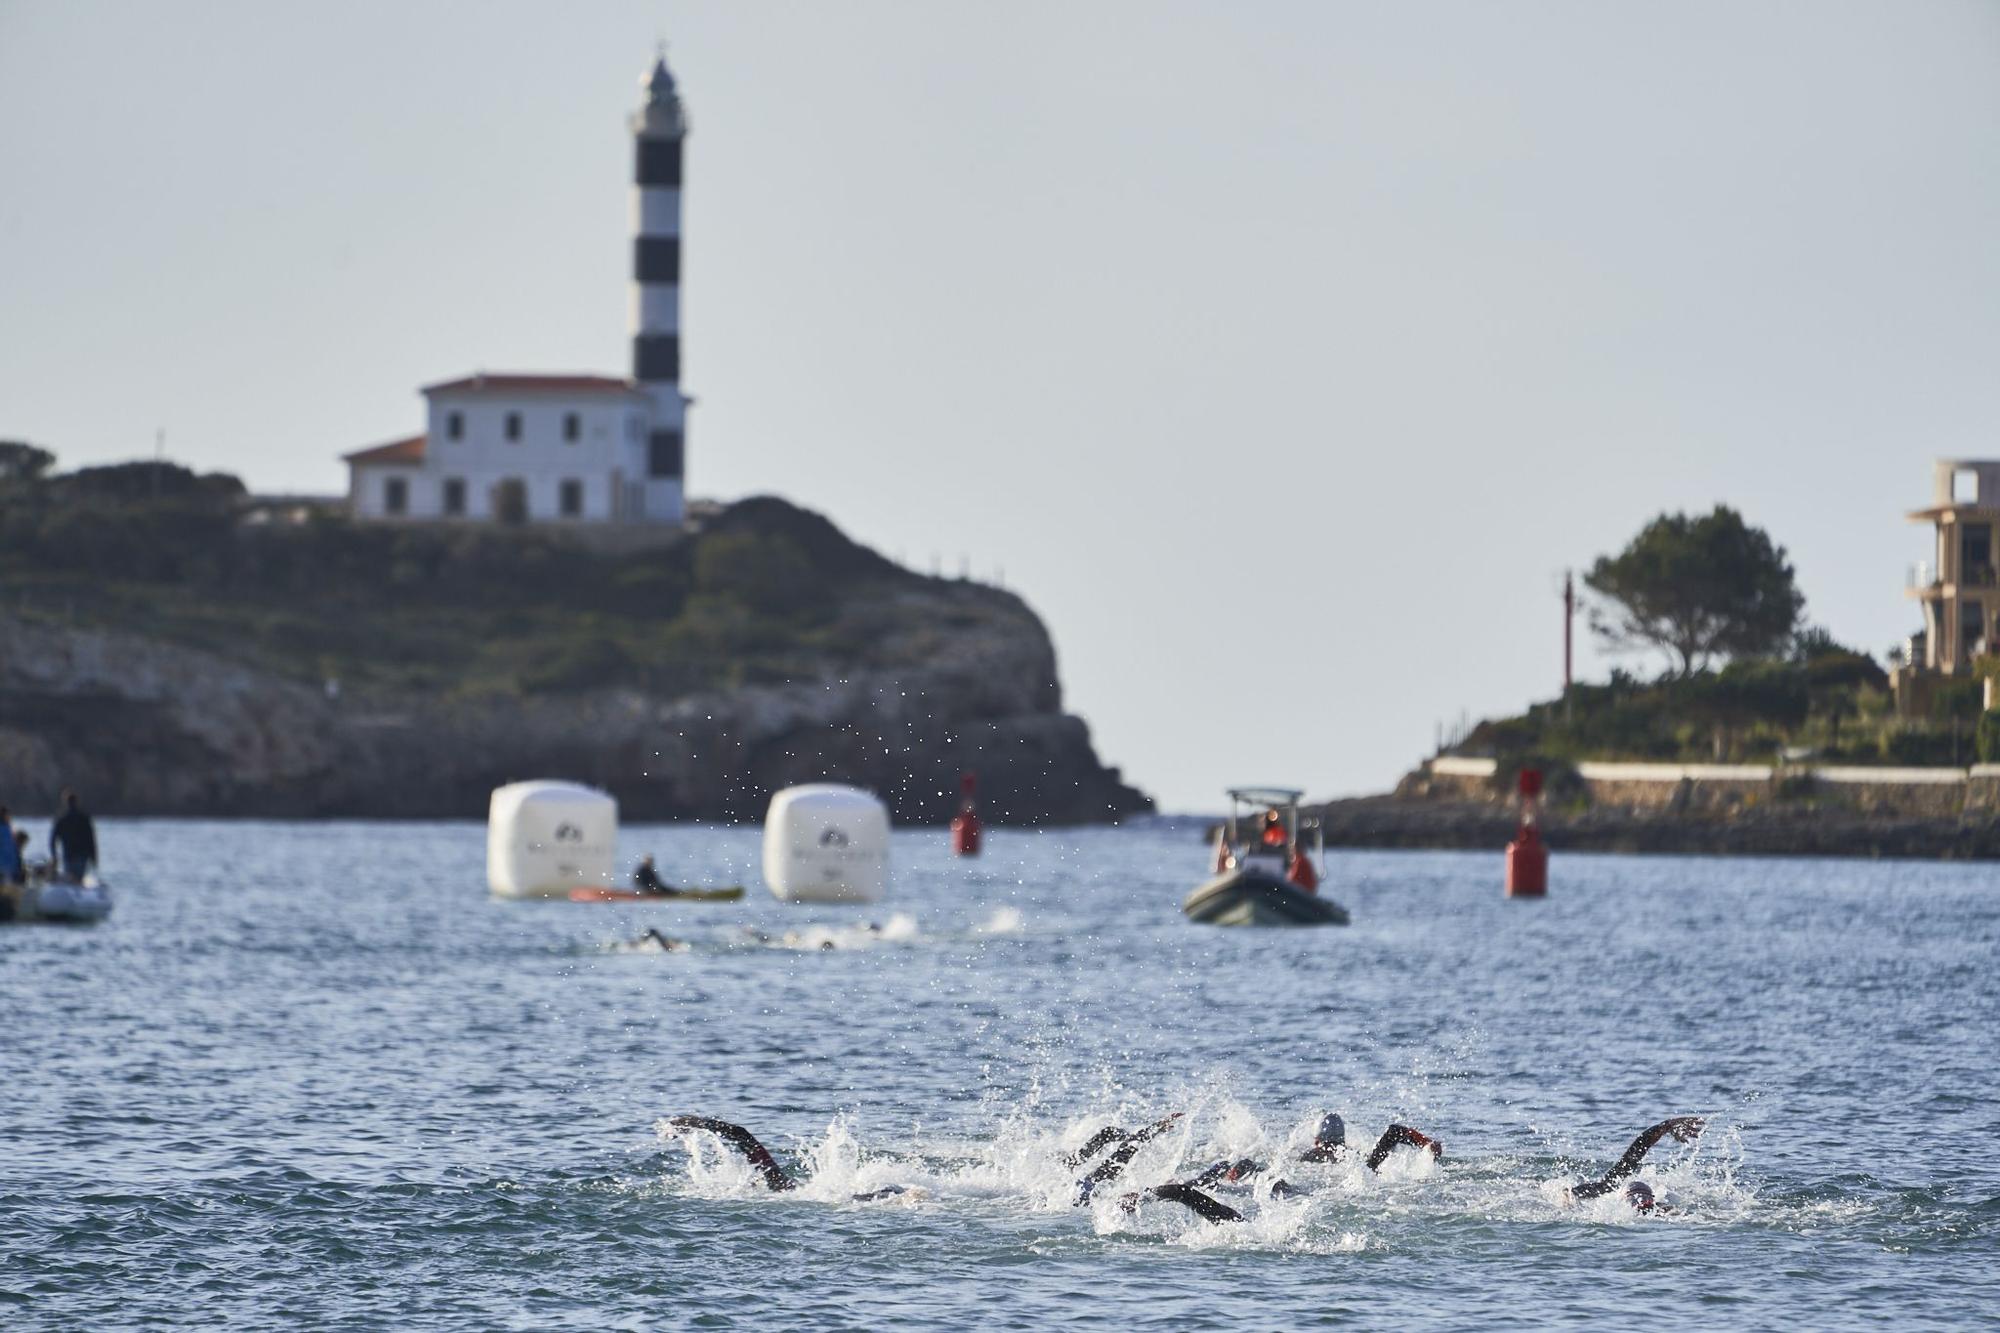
<box><xmin>0</xmin><ymin>494</ymin><xmax>1149</xmax><ymax>824</ymax></box>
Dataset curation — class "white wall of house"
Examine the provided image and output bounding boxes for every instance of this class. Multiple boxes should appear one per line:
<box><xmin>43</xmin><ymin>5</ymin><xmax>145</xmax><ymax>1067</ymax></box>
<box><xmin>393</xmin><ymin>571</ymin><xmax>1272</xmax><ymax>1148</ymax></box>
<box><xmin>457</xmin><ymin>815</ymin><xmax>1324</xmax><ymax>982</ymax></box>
<box><xmin>350</xmin><ymin>463</ymin><xmax>424</xmax><ymax>520</ymax></box>
<box><xmin>422</xmin><ymin>388</ymin><xmax>651</xmax><ymax>522</ymax></box>
<box><xmin>348</xmin><ymin>384</ymin><xmax>689</xmax><ymax>525</ymax></box>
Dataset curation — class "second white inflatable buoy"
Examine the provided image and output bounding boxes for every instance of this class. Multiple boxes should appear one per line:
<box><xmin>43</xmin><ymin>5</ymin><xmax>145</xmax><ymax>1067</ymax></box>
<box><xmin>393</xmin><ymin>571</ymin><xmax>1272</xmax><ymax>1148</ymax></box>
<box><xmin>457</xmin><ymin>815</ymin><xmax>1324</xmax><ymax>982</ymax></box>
<box><xmin>487</xmin><ymin>780</ymin><xmax>618</xmax><ymax>899</ymax></box>
<box><xmin>762</xmin><ymin>783</ymin><xmax>889</xmax><ymax>903</ymax></box>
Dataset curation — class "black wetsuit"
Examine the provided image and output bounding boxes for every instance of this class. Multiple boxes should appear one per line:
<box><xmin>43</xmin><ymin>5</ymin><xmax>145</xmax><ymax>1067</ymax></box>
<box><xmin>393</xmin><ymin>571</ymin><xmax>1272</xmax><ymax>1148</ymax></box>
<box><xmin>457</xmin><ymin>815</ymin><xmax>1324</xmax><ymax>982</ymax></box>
<box><xmin>634</xmin><ymin>862</ymin><xmax>669</xmax><ymax>894</ymax></box>
<box><xmin>667</xmin><ymin>1116</ymin><xmax>909</xmax><ymax>1202</ymax></box>
<box><xmin>1569</xmin><ymin>1117</ymin><xmax>1703</xmax><ymax>1200</ymax></box>
<box><xmin>669</xmin><ymin>1116</ymin><xmax>795</xmax><ymax>1191</ymax></box>
<box><xmin>1073</xmin><ymin>1115</ymin><xmax>1182</xmax><ymax>1203</ymax></box>
<box><xmin>1138</xmin><ymin>1122</ymin><xmax>1444</xmax><ymax>1221</ymax></box>
<box><xmin>1139</xmin><ymin>1182</ymin><xmax>1244</xmax><ymax>1223</ymax></box>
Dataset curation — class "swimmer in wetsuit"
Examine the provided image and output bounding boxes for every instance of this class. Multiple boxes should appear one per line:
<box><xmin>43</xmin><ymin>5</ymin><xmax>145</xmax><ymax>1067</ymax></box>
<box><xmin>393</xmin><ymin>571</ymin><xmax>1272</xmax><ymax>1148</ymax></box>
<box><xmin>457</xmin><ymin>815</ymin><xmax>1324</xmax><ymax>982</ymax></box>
<box><xmin>1070</xmin><ymin>1114</ymin><xmax>1184</xmax><ymax>1203</ymax></box>
<box><xmin>1119</xmin><ymin>1112</ymin><xmax>1445</xmax><ymax>1222</ymax></box>
<box><xmin>1563</xmin><ymin>1116</ymin><xmax>1704</xmax><ymax>1212</ymax></box>
<box><xmin>1298</xmin><ymin>1113</ymin><xmax>1444</xmax><ymax>1170</ymax></box>
<box><xmin>665</xmin><ymin>1116</ymin><xmax>912</xmax><ymax>1202</ymax></box>
<box><xmin>672</xmin><ymin>1112</ymin><xmax>1187</xmax><ymax>1208</ymax></box>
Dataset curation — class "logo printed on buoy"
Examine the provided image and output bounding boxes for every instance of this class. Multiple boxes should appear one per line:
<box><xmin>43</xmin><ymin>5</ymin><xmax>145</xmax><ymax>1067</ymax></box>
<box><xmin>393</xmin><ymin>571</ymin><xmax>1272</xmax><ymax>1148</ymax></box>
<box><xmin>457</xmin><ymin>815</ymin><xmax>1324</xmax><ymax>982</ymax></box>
<box><xmin>819</xmin><ymin>827</ymin><xmax>850</xmax><ymax>848</ymax></box>
<box><xmin>554</xmin><ymin>822</ymin><xmax>583</xmax><ymax>842</ymax></box>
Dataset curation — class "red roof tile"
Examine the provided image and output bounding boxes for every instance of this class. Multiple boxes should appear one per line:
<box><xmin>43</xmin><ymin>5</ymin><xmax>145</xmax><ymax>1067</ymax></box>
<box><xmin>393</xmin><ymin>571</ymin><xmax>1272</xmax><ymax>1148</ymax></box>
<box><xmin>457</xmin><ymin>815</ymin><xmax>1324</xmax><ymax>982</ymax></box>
<box><xmin>421</xmin><ymin>372</ymin><xmax>640</xmax><ymax>397</ymax></box>
<box><xmin>344</xmin><ymin>434</ymin><xmax>426</xmax><ymax>465</ymax></box>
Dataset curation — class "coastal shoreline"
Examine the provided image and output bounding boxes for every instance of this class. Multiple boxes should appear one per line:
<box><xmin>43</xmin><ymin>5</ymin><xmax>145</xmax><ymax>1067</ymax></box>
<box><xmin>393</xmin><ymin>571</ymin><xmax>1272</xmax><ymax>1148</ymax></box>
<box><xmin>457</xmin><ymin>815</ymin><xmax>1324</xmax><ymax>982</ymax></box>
<box><xmin>1307</xmin><ymin>794</ymin><xmax>2000</xmax><ymax>861</ymax></box>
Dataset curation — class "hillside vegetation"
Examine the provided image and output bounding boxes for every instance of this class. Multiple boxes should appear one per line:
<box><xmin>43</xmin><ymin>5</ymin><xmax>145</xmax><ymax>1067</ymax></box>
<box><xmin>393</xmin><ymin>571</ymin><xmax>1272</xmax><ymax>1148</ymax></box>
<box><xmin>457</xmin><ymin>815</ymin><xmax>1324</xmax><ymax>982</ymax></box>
<box><xmin>1456</xmin><ymin>503</ymin><xmax>1988</xmax><ymax>770</ymax></box>
<box><xmin>0</xmin><ymin>457</ymin><xmax>965</xmax><ymax>699</ymax></box>
<box><xmin>1451</xmin><ymin>643</ymin><xmax>1985</xmax><ymax>769</ymax></box>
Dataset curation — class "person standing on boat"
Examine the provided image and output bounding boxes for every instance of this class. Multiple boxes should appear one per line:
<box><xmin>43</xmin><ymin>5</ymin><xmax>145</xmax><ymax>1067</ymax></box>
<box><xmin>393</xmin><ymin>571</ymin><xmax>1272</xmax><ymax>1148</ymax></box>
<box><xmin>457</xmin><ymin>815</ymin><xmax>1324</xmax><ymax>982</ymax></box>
<box><xmin>0</xmin><ymin>805</ymin><xmax>23</xmax><ymax>884</ymax></box>
<box><xmin>1259</xmin><ymin>808</ymin><xmax>1288</xmax><ymax>848</ymax></box>
<box><xmin>50</xmin><ymin>789</ymin><xmax>97</xmax><ymax>882</ymax></box>
<box><xmin>1286</xmin><ymin>840</ymin><xmax>1319</xmax><ymax>893</ymax></box>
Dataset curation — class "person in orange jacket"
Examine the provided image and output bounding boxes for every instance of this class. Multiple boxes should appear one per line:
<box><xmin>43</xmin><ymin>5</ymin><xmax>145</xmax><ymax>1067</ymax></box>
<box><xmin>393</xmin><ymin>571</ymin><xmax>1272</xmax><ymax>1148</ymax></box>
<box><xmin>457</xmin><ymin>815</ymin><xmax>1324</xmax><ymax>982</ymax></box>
<box><xmin>1287</xmin><ymin>838</ymin><xmax>1319</xmax><ymax>893</ymax></box>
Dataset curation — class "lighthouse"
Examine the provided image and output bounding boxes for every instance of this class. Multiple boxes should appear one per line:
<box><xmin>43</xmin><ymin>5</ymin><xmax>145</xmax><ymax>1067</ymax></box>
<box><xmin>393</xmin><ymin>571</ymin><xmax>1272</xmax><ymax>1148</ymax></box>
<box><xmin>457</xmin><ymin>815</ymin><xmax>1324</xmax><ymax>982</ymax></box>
<box><xmin>631</xmin><ymin>49</ymin><xmax>688</xmax><ymax>521</ymax></box>
<box><xmin>341</xmin><ymin>50</ymin><xmax>696</xmax><ymax>528</ymax></box>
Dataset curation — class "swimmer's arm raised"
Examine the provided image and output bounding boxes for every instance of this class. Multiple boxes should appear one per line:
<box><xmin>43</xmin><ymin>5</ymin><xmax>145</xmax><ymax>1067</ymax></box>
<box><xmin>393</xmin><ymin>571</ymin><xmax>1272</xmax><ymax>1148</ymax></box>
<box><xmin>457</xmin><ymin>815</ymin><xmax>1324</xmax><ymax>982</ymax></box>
<box><xmin>667</xmin><ymin>1116</ymin><xmax>797</xmax><ymax>1192</ymax></box>
<box><xmin>1605</xmin><ymin>1117</ymin><xmax>1703</xmax><ymax>1183</ymax></box>
<box><xmin>1364</xmin><ymin>1124</ymin><xmax>1444</xmax><ymax>1172</ymax></box>
<box><xmin>1062</xmin><ymin>1125</ymin><xmax>1127</xmax><ymax>1169</ymax></box>
<box><xmin>1082</xmin><ymin>1113</ymin><xmax>1183</xmax><ymax>1187</ymax></box>
<box><xmin>1573</xmin><ymin>1116</ymin><xmax>1703</xmax><ymax>1198</ymax></box>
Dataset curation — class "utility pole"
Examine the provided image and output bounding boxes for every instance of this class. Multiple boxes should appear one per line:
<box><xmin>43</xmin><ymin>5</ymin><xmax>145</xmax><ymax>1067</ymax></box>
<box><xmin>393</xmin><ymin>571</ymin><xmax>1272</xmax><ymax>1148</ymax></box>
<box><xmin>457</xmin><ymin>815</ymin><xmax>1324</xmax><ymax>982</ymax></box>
<box><xmin>1562</xmin><ymin>570</ymin><xmax>1575</xmax><ymax>723</ymax></box>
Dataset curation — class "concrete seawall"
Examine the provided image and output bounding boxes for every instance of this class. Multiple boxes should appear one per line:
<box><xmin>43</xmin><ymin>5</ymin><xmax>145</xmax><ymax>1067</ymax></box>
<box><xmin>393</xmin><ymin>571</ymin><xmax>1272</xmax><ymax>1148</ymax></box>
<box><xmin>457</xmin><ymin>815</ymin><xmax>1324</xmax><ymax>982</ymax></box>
<box><xmin>1417</xmin><ymin>756</ymin><xmax>2000</xmax><ymax>820</ymax></box>
<box><xmin>1296</xmin><ymin>755</ymin><xmax>2000</xmax><ymax>860</ymax></box>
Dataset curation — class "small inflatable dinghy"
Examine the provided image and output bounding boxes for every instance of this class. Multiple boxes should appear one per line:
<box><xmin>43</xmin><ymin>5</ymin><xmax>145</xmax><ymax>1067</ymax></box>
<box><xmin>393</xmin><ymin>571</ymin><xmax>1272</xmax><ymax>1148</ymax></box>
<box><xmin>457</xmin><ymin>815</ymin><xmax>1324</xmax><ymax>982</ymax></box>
<box><xmin>1</xmin><ymin>875</ymin><xmax>113</xmax><ymax>925</ymax></box>
<box><xmin>1183</xmin><ymin>786</ymin><xmax>1348</xmax><ymax>928</ymax></box>
<box><xmin>1183</xmin><ymin>867</ymin><xmax>1347</xmax><ymax>927</ymax></box>
<box><xmin>567</xmin><ymin>885</ymin><xmax>745</xmax><ymax>903</ymax></box>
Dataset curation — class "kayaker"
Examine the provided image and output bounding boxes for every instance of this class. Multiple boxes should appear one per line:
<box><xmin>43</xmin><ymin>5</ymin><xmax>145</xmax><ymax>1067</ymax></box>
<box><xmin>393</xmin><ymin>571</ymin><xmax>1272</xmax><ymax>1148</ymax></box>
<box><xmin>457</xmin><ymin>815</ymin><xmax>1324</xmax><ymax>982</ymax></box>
<box><xmin>633</xmin><ymin>855</ymin><xmax>675</xmax><ymax>896</ymax></box>
<box><xmin>50</xmin><ymin>789</ymin><xmax>97</xmax><ymax>882</ymax></box>
<box><xmin>0</xmin><ymin>806</ymin><xmax>22</xmax><ymax>884</ymax></box>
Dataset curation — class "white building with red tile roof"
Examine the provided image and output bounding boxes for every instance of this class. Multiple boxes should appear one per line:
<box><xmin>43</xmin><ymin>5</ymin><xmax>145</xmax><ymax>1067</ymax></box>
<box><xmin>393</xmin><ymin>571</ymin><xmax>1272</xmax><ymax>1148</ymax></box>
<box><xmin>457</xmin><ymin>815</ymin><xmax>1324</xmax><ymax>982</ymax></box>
<box><xmin>344</xmin><ymin>54</ymin><xmax>689</xmax><ymax>527</ymax></box>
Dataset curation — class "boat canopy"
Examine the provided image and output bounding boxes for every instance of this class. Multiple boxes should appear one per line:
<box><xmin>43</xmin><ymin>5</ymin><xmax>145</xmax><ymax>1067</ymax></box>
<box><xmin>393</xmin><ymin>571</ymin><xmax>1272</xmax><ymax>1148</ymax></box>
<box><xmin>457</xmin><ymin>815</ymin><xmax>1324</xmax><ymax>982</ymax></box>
<box><xmin>1227</xmin><ymin>787</ymin><xmax>1305</xmax><ymax>806</ymax></box>
<box><xmin>1220</xmin><ymin>786</ymin><xmax>1314</xmax><ymax>855</ymax></box>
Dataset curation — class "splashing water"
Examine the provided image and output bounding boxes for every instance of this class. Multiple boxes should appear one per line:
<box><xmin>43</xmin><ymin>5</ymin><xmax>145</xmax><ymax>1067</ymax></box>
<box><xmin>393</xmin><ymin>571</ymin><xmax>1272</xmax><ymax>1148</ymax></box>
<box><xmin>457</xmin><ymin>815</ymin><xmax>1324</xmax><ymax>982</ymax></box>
<box><xmin>655</xmin><ymin>1088</ymin><xmax>1760</xmax><ymax>1251</ymax></box>
<box><xmin>5</xmin><ymin>823</ymin><xmax>1997</xmax><ymax>1328</ymax></box>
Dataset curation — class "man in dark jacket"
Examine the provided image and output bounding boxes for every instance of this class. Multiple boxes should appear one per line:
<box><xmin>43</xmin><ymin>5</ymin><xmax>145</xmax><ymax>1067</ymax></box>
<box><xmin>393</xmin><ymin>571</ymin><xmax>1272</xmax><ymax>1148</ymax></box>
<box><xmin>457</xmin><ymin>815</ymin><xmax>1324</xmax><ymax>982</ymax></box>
<box><xmin>50</xmin><ymin>789</ymin><xmax>97</xmax><ymax>882</ymax></box>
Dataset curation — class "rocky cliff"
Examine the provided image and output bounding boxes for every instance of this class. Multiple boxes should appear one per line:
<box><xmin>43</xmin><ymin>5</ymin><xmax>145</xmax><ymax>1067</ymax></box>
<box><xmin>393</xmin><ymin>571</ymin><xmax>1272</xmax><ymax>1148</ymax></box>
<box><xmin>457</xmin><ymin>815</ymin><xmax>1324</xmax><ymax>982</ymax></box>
<box><xmin>0</xmin><ymin>494</ymin><xmax>1149</xmax><ymax>824</ymax></box>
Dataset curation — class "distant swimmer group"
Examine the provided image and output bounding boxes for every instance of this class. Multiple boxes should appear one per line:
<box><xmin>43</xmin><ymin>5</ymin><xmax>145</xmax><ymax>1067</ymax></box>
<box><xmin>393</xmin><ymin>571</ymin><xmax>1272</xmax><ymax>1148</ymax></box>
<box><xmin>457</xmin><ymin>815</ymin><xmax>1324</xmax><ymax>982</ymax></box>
<box><xmin>666</xmin><ymin>1109</ymin><xmax>1706</xmax><ymax>1225</ymax></box>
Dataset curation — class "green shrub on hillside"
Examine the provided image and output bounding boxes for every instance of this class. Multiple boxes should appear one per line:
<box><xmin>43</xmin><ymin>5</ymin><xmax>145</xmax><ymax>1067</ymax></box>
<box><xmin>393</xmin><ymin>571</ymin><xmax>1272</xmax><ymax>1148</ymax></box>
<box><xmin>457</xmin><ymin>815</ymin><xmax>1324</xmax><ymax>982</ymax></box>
<box><xmin>1882</xmin><ymin>729</ymin><xmax>1959</xmax><ymax>766</ymax></box>
<box><xmin>0</xmin><ymin>454</ymin><xmax>933</xmax><ymax>699</ymax></box>
<box><xmin>1978</xmin><ymin>711</ymin><xmax>2000</xmax><ymax>765</ymax></box>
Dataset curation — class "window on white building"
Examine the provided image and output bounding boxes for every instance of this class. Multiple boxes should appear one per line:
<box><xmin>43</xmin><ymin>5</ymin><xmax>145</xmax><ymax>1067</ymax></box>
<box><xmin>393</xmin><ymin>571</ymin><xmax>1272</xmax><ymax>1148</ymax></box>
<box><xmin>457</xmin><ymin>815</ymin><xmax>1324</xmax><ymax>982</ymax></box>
<box><xmin>505</xmin><ymin>412</ymin><xmax>522</xmax><ymax>442</ymax></box>
<box><xmin>647</xmin><ymin>431</ymin><xmax>682</xmax><ymax>478</ymax></box>
<box><xmin>443</xmin><ymin>478</ymin><xmax>466</xmax><ymax>516</ymax></box>
<box><xmin>384</xmin><ymin>476</ymin><xmax>408</xmax><ymax>516</ymax></box>
<box><xmin>560</xmin><ymin>479</ymin><xmax>584</xmax><ymax>517</ymax></box>
<box><xmin>446</xmin><ymin>411</ymin><xmax>463</xmax><ymax>440</ymax></box>
<box><xmin>563</xmin><ymin>412</ymin><xmax>581</xmax><ymax>443</ymax></box>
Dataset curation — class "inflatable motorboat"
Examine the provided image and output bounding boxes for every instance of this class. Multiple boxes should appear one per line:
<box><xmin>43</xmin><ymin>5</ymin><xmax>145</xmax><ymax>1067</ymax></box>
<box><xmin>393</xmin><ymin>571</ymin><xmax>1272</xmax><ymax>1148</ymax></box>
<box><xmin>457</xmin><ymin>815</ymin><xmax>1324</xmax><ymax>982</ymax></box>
<box><xmin>0</xmin><ymin>872</ymin><xmax>113</xmax><ymax>925</ymax></box>
<box><xmin>1182</xmin><ymin>786</ymin><xmax>1348</xmax><ymax>928</ymax></box>
<box><xmin>1184</xmin><ymin>866</ymin><xmax>1348</xmax><ymax>926</ymax></box>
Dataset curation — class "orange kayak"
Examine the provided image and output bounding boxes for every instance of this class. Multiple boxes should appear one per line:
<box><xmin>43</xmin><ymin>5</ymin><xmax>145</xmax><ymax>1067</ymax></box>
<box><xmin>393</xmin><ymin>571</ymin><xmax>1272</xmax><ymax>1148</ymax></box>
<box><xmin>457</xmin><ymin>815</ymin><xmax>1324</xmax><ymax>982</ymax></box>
<box><xmin>567</xmin><ymin>885</ymin><xmax>745</xmax><ymax>903</ymax></box>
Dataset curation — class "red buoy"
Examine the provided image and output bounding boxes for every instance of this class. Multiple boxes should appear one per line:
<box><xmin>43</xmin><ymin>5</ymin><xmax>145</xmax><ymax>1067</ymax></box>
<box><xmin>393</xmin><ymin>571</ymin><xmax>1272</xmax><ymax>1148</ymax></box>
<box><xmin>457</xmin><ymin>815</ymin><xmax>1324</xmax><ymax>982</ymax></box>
<box><xmin>950</xmin><ymin>772</ymin><xmax>982</xmax><ymax>856</ymax></box>
<box><xmin>1504</xmin><ymin>767</ymin><xmax>1548</xmax><ymax>897</ymax></box>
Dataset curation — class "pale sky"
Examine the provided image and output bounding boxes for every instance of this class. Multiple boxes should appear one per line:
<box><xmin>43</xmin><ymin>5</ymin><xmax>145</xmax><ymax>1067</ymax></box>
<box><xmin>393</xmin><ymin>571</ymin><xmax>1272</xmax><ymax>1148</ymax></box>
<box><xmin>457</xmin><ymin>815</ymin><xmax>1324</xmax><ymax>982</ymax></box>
<box><xmin>5</xmin><ymin>1</ymin><xmax>1999</xmax><ymax>812</ymax></box>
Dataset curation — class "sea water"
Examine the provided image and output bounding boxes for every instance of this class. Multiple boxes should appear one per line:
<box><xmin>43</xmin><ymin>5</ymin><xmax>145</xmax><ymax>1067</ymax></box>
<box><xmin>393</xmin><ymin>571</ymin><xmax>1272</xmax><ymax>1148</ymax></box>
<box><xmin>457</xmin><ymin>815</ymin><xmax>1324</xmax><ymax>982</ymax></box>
<box><xmin>3</xmin><ymin>821</ymin><xmax>1995</xmax><ymax>1328</ymax></box>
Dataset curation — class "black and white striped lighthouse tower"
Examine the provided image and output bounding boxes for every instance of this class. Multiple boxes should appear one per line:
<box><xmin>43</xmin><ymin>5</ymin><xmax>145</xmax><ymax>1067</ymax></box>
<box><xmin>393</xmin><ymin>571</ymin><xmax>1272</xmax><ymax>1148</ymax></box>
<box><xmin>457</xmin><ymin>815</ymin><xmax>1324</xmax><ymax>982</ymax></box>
<box><xmin>632</xmin><ymin>49</ymin><xmax>687</xmax><ymax>521</ymax></box>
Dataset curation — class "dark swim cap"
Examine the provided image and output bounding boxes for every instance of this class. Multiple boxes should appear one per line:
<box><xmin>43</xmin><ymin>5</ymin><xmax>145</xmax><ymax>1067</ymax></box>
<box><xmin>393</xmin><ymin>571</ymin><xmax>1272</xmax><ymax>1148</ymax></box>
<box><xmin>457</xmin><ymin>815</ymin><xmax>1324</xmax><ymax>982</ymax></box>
<box><xmin>1315</xmin><ymin>1113</ymin><xmax>1346</xmax><ymax>1148</ymax></box>
<box><xmin>1624</xmin><ymin>1181</ymin><xmax>1655</xmax><ymax>1211</ymax></box>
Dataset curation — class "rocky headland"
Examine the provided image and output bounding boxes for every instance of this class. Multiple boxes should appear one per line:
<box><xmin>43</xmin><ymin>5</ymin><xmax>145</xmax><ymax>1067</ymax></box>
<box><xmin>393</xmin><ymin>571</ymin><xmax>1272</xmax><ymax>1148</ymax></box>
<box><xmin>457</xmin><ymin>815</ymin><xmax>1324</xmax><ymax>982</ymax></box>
<box><xmin>0</xmin><ymin>477</ymin><xmax>1148</xmax><ymax>823</ymax></box>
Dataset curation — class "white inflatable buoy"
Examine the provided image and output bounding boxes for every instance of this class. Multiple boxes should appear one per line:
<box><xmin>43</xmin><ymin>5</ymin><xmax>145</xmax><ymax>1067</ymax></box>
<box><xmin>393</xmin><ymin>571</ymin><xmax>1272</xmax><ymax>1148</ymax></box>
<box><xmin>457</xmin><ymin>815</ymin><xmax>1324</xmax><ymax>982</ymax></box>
<box><xmin>487</xmin><ymin>780</ymin><xmax>618</xmax><ymax>899</ymax></box>
<box><xmin>762</xmin><ymin>783</ymin><xmax>890</xmax><ymax>903</ymax></box>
